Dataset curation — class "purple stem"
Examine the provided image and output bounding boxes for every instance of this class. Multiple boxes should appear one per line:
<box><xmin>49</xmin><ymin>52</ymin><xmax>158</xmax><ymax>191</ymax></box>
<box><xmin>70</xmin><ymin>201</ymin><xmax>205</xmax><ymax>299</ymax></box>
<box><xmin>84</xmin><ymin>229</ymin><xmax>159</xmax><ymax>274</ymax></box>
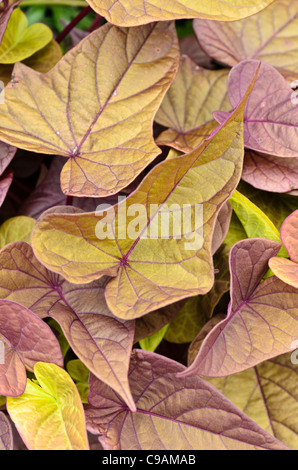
<box><xmin>88</xmin><ymin>15</ymin><xmax>102</xmax><ymax>32</ymax></box>
<box><xmin>55</xmin><ymin>6</ymin><xmax>92</xmax><ymax>44</ymax></box>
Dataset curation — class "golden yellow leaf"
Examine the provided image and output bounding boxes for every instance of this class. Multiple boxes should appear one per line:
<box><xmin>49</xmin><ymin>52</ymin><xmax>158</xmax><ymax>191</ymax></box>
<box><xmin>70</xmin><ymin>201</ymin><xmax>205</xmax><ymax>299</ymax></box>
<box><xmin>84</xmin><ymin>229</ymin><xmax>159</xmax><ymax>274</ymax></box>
<box><xmin>0</xmin><ymin>22</ymin><xmax>179</xmax><ymax>196</ymax></box>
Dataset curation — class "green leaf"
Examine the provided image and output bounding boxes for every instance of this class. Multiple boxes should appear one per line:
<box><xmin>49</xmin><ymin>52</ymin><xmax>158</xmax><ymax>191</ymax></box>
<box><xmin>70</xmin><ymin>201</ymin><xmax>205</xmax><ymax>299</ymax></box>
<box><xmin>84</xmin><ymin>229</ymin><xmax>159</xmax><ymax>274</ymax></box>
<box><xmin>0</xmin><ymin>8</ymin><xmax>52</xmax><ymax>64</ymax></box>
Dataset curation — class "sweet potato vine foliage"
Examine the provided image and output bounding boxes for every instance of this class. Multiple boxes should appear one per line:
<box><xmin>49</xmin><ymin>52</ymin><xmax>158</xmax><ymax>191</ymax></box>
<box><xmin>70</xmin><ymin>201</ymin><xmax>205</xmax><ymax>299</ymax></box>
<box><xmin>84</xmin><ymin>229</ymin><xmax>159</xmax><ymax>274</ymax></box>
<box><xmin>0</xmin><ymin>0</ymin><xmax>297</xmax><ymax>452</ymax></box>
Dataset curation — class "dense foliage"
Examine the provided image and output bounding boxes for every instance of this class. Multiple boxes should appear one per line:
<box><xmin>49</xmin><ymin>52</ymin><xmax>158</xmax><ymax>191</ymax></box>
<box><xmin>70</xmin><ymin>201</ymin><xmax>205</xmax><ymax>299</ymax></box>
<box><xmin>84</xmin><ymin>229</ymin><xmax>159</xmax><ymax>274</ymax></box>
<box><xmin>0</xmin><ymin>0</ymin><xmax>297</xmax><ymax>451</ymax></box>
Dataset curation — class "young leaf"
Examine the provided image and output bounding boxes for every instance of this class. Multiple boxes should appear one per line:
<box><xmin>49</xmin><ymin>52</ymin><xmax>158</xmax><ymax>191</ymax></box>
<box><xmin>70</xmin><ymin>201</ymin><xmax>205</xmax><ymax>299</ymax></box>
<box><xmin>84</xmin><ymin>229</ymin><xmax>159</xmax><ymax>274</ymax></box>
<box><xmin>269</xmin><ymin>210</ymin><xmax>298</xmax><ymax>288</ymax></box>
<box><xmin>31</xmin><ymin>71</ymin><xmax>258</xmax><ymax>319</ymax></box>
<box><xmin>0</xmin><ymin>300</ymin><xmax>63</xmax><ymax>396</ymax></box>
<box><xmin>0</xmin><ymin>8</ymin><xmax>52</xmax><ymax>64</ymax></box>
<box><xmin>194</xmin><ymin>0</ymin><xmax>298</xmax><ymax>72</ymax></box>
<box><xmin>85</xmin><ymin>349</ymin><xmax>287</xmax><ymax>450</ymax></box>
<box><xmin>155</xmin><ymin>56</ymin><xmax>230</xmax><ymax>152</ymax></box>
<box><xmin>0</xmin><ymin>216</ymin><xmax>36</xmax><ymax>248</ymax></box>
<box><xmin>243</xmin><ymin>150</ymin><xmax>298</xmax><ymax>193</ymax></box>
<box><xmin>207</xmin><ymin>353</ymin><xmax>298</xmax><ymax>450</ymax></box>
<box><xmin>85</xmin><ymin>0</ymin><xmax>275</xmax><ymax>27</ymax></box>
<box><xmin>7</xmin><ymin>362</ymin><xmax>89</xmax><ymax>450</ymax></box>
<box><xmin>0</xmin><ymin>241</ymin><xmax>136</xmax><ymax>410</ymax></box>
<box><xmin>180</xmin><ymin>238</ymin><xmax>298</xmax><ymax>378</ymax></box>
<box><xmin>0</xmin><ymin>22</ymin><xmax>179</xmax><ymax>197</ymax></box>
<box><xmin>0</xmin><ymin>411</ymin><xmax>13</xmax><ymax>450</ymax></box>
<box><xmin>229</xmin><ymin>190</ymin><xmax>288</xmax><ymax>257</ymax></box>
<box><xmin>216</xmin><ymin>60</ymin><xmax>298</xmax><ymax>158</ymax></box>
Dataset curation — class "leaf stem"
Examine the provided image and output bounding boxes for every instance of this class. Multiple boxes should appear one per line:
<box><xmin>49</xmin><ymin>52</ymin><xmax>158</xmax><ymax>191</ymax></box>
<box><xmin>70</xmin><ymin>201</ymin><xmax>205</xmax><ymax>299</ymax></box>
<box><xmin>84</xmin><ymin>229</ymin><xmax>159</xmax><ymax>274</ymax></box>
<box><xmin>88</xmin><ymin>15</ymin><xmax>102</xmax><ymax>32</ymax></box>
<box><xmin>55</xmin><ymin>6</ymin><xmax>92</xmax><ymax>44</ymax></box>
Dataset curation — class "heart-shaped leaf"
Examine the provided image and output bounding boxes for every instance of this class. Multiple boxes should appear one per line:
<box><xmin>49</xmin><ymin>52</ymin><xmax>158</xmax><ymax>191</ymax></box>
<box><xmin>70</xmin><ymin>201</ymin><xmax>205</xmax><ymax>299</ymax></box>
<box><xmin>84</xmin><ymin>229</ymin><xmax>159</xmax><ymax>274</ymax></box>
<box><xmin>0</xmin><ymin>22</ymin><xmax>179</xmax><ymax>197</ymax></box>
<box><xmin>180</xmin><ymin>238</ymin><xmax>298</xmax><ymax>378</ymax></box>
<box><xmin>155</xmin><ymin>56</ymin><xmax>230</xmax><ymax>152</ymax></box>
<box><xmin>86</xmin><ymin>0</ymin><xmax>275</xmax><ymax>27</ymax></box>
<box><xmin>7</xmin><ymin>362</ymin><xmax>89</xmax><ymax>450</ymax></box>
<box><xmin>0</xmin><ymin>241</ymin><xmax>136</xmax><ymax>410</ymax></box>
<box><xmin>85</xmin><ymin>349</ymin><xmax>287</xmax><ymax>450</ymax></box>
<box><xmin>194</xmin><ymin>0</ymin><xmax>298</xmax><ymax>72</ymax></box>
<box><xmin>0</xmin><ymin>411</ymin><xmax>13</xmax><ymax>450</ymax></box>
<box><xmin>207</xmin><ymin>353</ymin><xmax>298</xmax><ymax>449</ymax></box>
<box><xmin>269</xmin><ymin>210</ymin><xmax>298</xmax><ymax>288</ymax></box>
<box><xmin>215</xmin><ymin>60</ymin><xmax>298</xmax><ymax>158</ymax></box>
<box><xmin>0</xmin><ymin>8</ymin><xmax>52</xmax><ymax>64</ymax></box>
<box><xmin>243</xmin><ymin>150</ymin><xmax>298</xmax><ymax>193</ymax></box>
<box><xmin>31</xmin><ymin>71</ymin><xmax>257</xmax><ymax>320</ymax></box>
<box><xmin>0</xmin><ymin>299</ymin><xmax>63</xmax><ymax>396</ymax></box>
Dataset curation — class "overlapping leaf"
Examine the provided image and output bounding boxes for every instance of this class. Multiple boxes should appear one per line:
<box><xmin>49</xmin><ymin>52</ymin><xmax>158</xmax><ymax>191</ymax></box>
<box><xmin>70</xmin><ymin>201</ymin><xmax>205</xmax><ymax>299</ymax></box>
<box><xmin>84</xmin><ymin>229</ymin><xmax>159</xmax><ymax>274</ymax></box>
<box><xmin>229</xmin><ymin>190</ymin><xmax>288</xmax><ymax>257</ymax></box>
<box><xmin>7</xmin><ymin>362</ymin><xmax>89</xmax><ymax>450</ymax></box>
<box><xmin>269</xmin><ymin>210</ymin><xmax>298</xmax><ymax>288</ymax></box>
<box><xmin>0</xmin><ymin>8</ymin><xmax>52</xmax><ymax>64</ymax></box>
<box><xmin>31</xmin><ymin>74</ymin><xmax>256</xmax><ymax>320</ymax></box>
<box><xmin>0</xmin><ymin>40</ymin><xmax>62</xmax><ymax>86</ymax></box>
<box><xmin>85</xmin><ymin>349</ymin><xmax>287</xmax><ymax>450</ymax></box>
<box><xmin>180</xmin><ymin>238</ymin><xmax>298</xmax><ymax>378</ymax></box>
<box><xmin>0</xmin><ymin>22</ymin><xmax>179</xmax><ymax>197</ymax></box>
<box><xmin>0</xmin><ymin>411</ymin><xmax>12</xmax><ymax>450</ymax></box>
<box><xmin>155</xmin><ymin>56</ymin><xmax>230</xmax><ymax>152</ymax></box>
<box><xmin>85</xmin><ymin>0</ymin><xmax>275</xmax><ymax>27</ymax></box>
<box><xmin>0</xmin><ymin>241</ymin><xmax>136</xmax><ymax>410</ymax></box>
<box><xmin>194</xmin><ymin>0</ymin><xmax>298</xmax><ymax>72</ymax></box>
<box><xmin>207</xmin><ymin>353</ymin><xmax>298</xmax><ymax>450</ymax></box>
<box><xmin>21</xmin><ymin>157</ymin><xmax>102</xmax><ymax>218</ymax></box>
<box><xmin>243</xmin><ymin>150</ymin><xmax>298</xmax><ymax>193</ymax></box>
<box><xmin>0</xmin><ymin>299</ymin><xmax>63</xmax><ymax>396</ymax></box>
<box><xmin>215</xmin><ymin>60</ymin><xmax>298</xmax><ymax>158</ymax></box>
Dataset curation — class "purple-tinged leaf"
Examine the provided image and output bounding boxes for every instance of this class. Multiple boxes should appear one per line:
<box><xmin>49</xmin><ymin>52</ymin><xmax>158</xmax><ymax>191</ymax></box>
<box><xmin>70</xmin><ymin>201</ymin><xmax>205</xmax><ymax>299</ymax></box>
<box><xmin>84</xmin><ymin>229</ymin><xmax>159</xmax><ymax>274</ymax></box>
<box><xmin>0</xmin><ymin>299</ymin><xmax>63</xmax><ymax>396</ymax></box>
<box><xmin>179</xmin><ymin>34</ymin><xmax>215</xmax><ymax>70</ymax></box>
<box><xmin>0</xmin><ymin>242</ymin><xmax>135</xmax><ymax>410</ymax></box>
<box><xmin>85</xmin><ymin>349</ymin><xmax>288</xmax><ymax>450</ymax></box>
<box><xmin>221</xmin><ymin>60</ymin><xmax>298</xmax><ymax>158</ymax></box>
<box><xmin>243</xmin><ymin>150</ymin><xmax>298</xmax><ymax>193</ymax></box>
<box><xmin>0</xmin><ymin>142</ymin><xmax>16</xmax><ymax>176</ymax></box>
<box><xmin>0</xmin><ymin>411</ymin><xmax>13</xmax><ymax>450</ymax></box>
<box><xmin>0</xmin><ymin>170</ymin><xmax>12</xmax><ymax>206</ymax></box>
<box><xmin>180</xmin><ymin>238</ymin><xmax>298</xmax><ymax>378</ymax></box>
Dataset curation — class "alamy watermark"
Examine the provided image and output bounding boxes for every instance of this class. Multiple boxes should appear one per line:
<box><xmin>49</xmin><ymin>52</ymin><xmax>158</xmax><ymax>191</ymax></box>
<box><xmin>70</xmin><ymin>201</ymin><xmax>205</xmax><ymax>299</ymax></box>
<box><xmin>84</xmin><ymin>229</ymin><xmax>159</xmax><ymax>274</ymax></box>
<box><xmin>95</xmin><ymin>197</ymin><xmax>204</xmax><ymax>251</ymax></box>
